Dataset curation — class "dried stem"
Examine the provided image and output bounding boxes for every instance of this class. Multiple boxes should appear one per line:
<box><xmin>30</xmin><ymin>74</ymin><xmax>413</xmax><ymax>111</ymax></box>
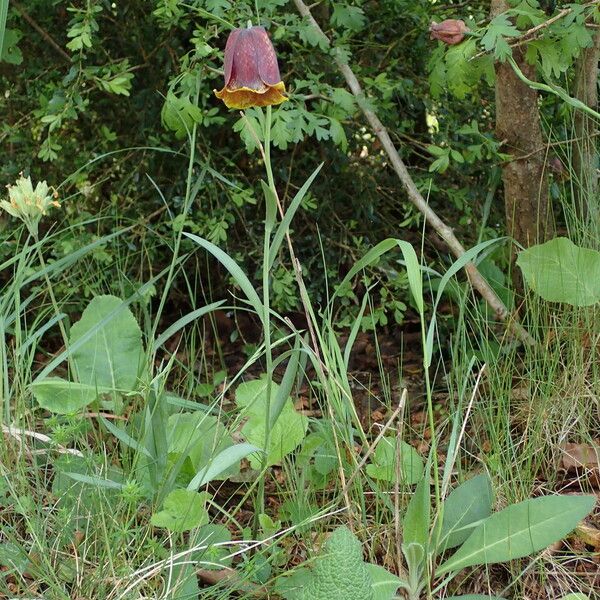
<box><xmin>292</xmin><ymin>0</ymin><xmax>534</xmax><ymax>346</ymax></box>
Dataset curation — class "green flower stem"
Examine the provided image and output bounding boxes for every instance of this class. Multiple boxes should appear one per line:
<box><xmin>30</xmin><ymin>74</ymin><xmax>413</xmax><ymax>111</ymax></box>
<box><xmin>32</xmin><ymin>235</ymin><xmax>74</xmax><ymax>377</ymax></box>
<box><xmin>256</xmin><ymin>105</ymin><xmax>275</xmax><ymax>524</ymax></box>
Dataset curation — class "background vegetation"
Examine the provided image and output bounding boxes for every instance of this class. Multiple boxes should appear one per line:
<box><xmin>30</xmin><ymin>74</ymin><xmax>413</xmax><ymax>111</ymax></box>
<box><xmin>0</xmin><ymin>1</ymin><xmax>599</xmax><ymax>599</ymax></box>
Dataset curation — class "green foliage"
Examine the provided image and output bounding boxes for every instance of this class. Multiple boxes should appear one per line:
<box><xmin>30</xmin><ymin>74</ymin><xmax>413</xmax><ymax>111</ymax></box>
<box><xmin>517</xmin><ymin>237</ymin><xmax>600</xmax><ymax>306</ymax></box>
<box><xmin>31</xmin><ymin>294</ymin><xmax>143</xmax><ymax>413</ymax></box>
<box><xmin>167</xmin><ymin>412</ymin><xmax>238</xmax><ymax>481</ymax></box>
<box><xmin>437</xmin><ymin>495</ymin><xmax>596</xmax><ymax>575</ymax></box>
<box><xmin>150</xmin><ymin>489</ymin><xmax>210</xmax><ymax>533</ymax></box>
<box><xmin>69</xmin><ymin>295</ymin><xmax>143</xmax><ymax>390</ymax></box>
<box><xmin>439</xmin><ymin>474</ymin><xmax>493</xmax><ymax>551</ymax></box>
<box><xmin>365</xmin><ymin>437</ymin><xmax>424</xmax><ymax>484</ymax></box>
<box><xmin>235</xmin><ymin>376</ymin><xmax>309</xmax><ymax>468</ymax></box>
<box><xmin>295</xmin><ymin>526</ymin><xmax>375</xmax><ymax>600</ymax></box>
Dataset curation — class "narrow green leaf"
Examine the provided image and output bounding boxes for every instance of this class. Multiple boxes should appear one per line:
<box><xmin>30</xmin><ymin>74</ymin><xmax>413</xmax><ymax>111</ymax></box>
<box><xmin>269</xmin><ymin>339</ymin><xmax>301</xmax><ymax>428</ymax></box>
<box><xmin>99</xmin><ymin>416</ymin><xmax>151</xmax><ymax>458</ymax></box>
<box><xmin>331</xmin><ymin>239</ymin><xmax>424</xmax><ymax>315</ymax></box>
<box><xmin>403</xmin><ymin>467</ymin><xmax>430</xmax><ymax>548</ymax></box>
<box><xmin>0</xmin><ymin>0</ymin><xmax>9</xmax><ymax>63</ymax></box>
<box><xmin>183</xmin><ymin>232</ymin><xmax>263</xmax><ymax>316</ymax></box>
<box><xmin>425</xmin><ymin>238</ymin><xmax>502</xmax><ymax>368</ymax></box>
<box><xmin>187</xmin><ymin>443</ymin><xmax>262</xmax><ymax>490</ymax></box>
<box><xmin>446</xmin><ymin>596</ymin><xmax>506</xmax><ymax>599</ymax></box>
<box><xmin>268</xmin><ymin>163</ymin><xmax>323</xmax><ymax>268</ymax></box>
<box><xmin>343</xmin><ymin>290</ymin><xmax>372</xmax><ymax>369</ymax></box>
<box><xmin>63</xmin><ymin>472</ymin><xmax>124</xmax><ymax>490</ymax></box>
<box><xmin>261</xmin><ymin>180</ymin><xmax>277</xmax><ymax>232</ymax></box>
<box><xmin>152</xmin><ymin>300</ymin><xmax>225</xmax><ymax>352</ymax></box>
<box><xmin>437</xmin><ymin>495</ymin><xmax>596</xmax><ymax>575</ymax></box>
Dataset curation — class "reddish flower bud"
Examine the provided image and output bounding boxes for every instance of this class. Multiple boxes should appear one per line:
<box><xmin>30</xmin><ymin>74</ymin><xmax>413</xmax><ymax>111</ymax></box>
<box><xmin>214</xmin><ymin>26</ymin><xmax>287</xmax><ymax>110</ymax></box>
<box><xmin>429</xmin><ymin>19</ymin><xmax>468</xmax><ymax>46</ymax></box>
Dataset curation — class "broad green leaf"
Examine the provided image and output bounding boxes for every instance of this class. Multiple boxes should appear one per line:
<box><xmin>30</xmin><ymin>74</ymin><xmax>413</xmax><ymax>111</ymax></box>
<box><xmin>366</xmin><ymin>437</ymin><xmax>424</xmax><ymax>485</ymax></box>
<box><xmin>437</xmin><ymin>495</ymin><xmax>596</xmax><ymax>575</ymax></box>
<box><xmin>167</xmin><ymin>412</ymin><xmax>236</xmax><ymax>476</ymax></box>
<box><xmin>31</xmin><ymin>377</ymin><xmax>113</xmax><ymax>414</ymax></box>
<box><xmin>150</xmin><ymin>489</ymin><xmax>210</xmax><ymax>533</ymax></box>
<box><xmin>516</xmin><ymin>237</ymin><xmax>600</xmax><ymax>306</ymax></box>
<box><xmin>69</xmin><ymin>295</ymin><xmax>143</xmax><ymax>390</ymax></box>
<box><xmin>191</xmin><ymin>523</ymin><xmax>232</xmax><ymax>569</ymax></box>
<box><xmin>403</xmin><ymin>469</ymin><xmax>430</xmax><ymax>548</ymax></box>
<box><xmin>440</xmin><ymin>474</ymin><xmax>493</xmax><ymax>551</ymax></box>
<box><xmin>235</xmin><ymin>377</ymin><xmax>308</xmax><ymax>468</ymax></box>
<box><xmin>367</xmin><ymin>563</ymin><xmax>405</xmax><ymax>600</ymax></box>
<box><xmin>167</xmin><ymin>562</ymin><xmax>200</xmax><ymax>600</ymax></box>
<box><xmin>1</xmin><ymin>29</ymin><xmax>23</xmax><ymax>65</ymax></box>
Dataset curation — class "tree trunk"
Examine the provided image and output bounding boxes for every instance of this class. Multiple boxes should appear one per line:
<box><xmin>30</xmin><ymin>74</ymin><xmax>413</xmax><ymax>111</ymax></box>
<box><xmin>572</xmin><ymin>28</ymin><xmax>600</xmax><ymax>241</ymax></box>
<box><xmin>492</xmin><ymin>0</ymin><xmax>553</xmax><ymax>285</ymax></box>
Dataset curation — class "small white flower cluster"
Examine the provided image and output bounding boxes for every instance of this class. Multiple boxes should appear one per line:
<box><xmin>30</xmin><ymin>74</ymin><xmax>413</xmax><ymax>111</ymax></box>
<box><xmin>1</xmin><ymin>173</ymin><xmax>60</xmax><ymax>236</ymax></box>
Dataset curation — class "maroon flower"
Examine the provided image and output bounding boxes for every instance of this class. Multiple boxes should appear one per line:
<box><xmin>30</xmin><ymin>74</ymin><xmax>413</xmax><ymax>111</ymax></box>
<box><xmin>214</xmin><ymin>26</ymin><xmax>287</xmax><ymax>110</ymax></box>
<box><xmin>429</xmin><ymin>19</ymin><xmax>468</xmax><ymax>46</ymax></box>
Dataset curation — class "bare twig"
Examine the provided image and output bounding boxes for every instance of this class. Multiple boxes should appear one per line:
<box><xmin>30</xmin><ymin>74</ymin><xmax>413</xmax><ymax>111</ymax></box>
<box><xmin>13</xmin><ymin>2</ymin><xmax>71</xmax><ymax>62</ymax></box>
<box><xmin>2</xmin><ymin>423</ymin><xmax>84</xmax><ymax>457</ymax></box>
<box><xmin>292</xmin><ymin>0</ymin><xmax>535</xmax><ymax>346</ymax></box>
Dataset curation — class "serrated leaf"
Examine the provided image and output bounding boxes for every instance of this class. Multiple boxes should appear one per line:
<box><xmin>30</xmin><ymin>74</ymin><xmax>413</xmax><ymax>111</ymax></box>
<box><xmin>331</xmin><ymin>4</ymin><xmax>366</xmax><ymax>32</ymax></box>
<box><xmin>331</xmin><ymin>87</ymin><xmax>356</xmax><ymax>113</ymax></box>
<box><xmin>481</xmin><ymin>14</ymin><xmax>520</xmax><ymax>60</ymax></box>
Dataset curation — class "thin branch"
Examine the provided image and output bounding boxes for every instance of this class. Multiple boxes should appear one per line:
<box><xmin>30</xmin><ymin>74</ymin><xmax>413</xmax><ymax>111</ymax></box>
<box><xmin>292</xmin><ymin>0</ymin><xmax>535</xmax><ymax>346</ymax></box>
<box><xmin>472</xmin><ymin>0</ymin><xmax>600</xmax><ymax>60</ymax></box>
<box><xmin>13</xmin><ymin>2</ymin><xmax>71</xmax><ymax>62</ymax></box>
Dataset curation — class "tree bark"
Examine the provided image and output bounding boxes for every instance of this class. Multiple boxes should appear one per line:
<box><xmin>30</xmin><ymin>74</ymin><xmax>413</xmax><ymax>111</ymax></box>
<box><xmin>572</xmin><ymin>28</ymin><xmax>600</xmax><ymax>235</ymax></box>
<box><xmin>492</xmin><ymin>1</ymin><xmax>553</xmax><ymax>265</ymax></box>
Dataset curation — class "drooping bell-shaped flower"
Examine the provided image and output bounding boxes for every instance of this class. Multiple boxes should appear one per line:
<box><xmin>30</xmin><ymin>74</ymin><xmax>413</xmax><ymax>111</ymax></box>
<box><xmin>429</xmin><ymin>19</ymin><xmax>468</xmax><ymax>46</ymax></box>
<box><xmin>214</xmin><ymin>25</ymin><xmax>287</xmax><ymax>110</ymax></box>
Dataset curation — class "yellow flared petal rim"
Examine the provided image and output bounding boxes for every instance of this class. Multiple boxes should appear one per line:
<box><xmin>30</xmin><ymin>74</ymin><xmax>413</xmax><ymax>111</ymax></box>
<box><xmin>214</xmin><ymin>82</ymin><xmax>287</xmax><ymax>110</ymax></box>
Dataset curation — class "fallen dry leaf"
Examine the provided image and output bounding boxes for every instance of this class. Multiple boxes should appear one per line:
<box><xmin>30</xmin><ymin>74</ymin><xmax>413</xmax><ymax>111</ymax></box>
<box><xmin>574</xmin><ymin>522</ymin><xmax>600</xmax><ymax>550</ymax></box>
<box><xmin>561</xmin><ymin>442</ymin><xmax>600</xmax><ymax>470</ymax></box>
